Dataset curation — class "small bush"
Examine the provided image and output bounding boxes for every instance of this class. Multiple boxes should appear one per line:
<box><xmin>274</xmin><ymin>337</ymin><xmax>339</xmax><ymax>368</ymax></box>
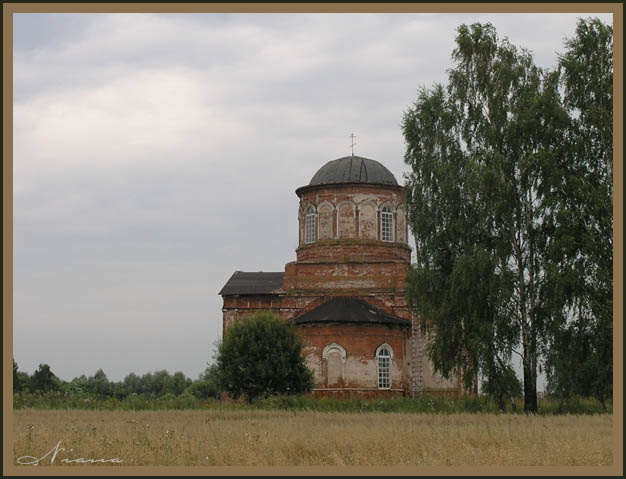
<box><xmin>217</xmin><ymin>312</ymin><xmax>314</xmax><ymax>402</ymax></box>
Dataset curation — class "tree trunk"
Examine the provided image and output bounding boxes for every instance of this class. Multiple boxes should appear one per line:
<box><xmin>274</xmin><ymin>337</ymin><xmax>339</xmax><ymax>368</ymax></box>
<box><xmin>523</xmin><ymin>340</ymin><xmax>538</xmax><ymax>413</ymax></box>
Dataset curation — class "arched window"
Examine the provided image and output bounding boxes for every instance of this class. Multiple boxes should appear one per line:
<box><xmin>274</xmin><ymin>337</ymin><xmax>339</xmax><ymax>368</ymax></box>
<box><xmin>323</xmin><ymin>343</ymin><xmax>347</xmax><ymax>387</ymax></box>
<box><xmin>375</xmin><ymin>344</ymin><xmax>393</xmax><ymax>389</ymax></box>
<box><xmin>305</xmin><ymin>206</ymin><xmax>316</xmax><ymax>243</ymax></box>
<box><xmin>381</xmin><ymin>206</ymin><xmax>394</xmax><ymax>242</ymax></box>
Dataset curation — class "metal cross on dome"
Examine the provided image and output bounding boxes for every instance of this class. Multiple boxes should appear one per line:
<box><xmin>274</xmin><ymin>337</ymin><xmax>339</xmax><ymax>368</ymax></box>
<box><xmin>349</xmin><ymin>133</ymin><xmax>356</xmax><ymax>156</ymax></box>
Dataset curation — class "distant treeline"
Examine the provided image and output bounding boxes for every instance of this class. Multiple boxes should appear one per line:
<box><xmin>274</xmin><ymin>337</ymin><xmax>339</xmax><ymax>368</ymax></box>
<box><xmin>12</xmin><ymin>359</ymin><xmax>612</xmax><ymax>416</ymax></box>
<box><xmin>12</xmin><ymin>360</ymin><xmax>221</xmax><ymax>400</ymax></box>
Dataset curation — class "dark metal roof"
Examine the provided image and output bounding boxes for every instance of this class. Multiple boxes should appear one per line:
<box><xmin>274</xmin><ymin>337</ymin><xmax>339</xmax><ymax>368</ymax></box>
<box><xmin>293</xmin><ymin>297</ymin><xmax>410</xmax><ymax>327</ymax></box>
<box><xmin>219</xmin><ymin>271</ymin><xmax>284</xmax><ymax>296</ymax></box>
<box><xmin>309</xmin><ymin>156</ymin><xmax>398</xmax><ymax>187</ymax></box>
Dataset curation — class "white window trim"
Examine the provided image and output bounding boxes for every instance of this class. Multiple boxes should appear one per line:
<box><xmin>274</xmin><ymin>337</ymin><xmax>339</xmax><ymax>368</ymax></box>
<box><xmin>381</xmin><ymin>206</ymin><xmax>394</xmax><ymax>242</ymax></box>
<box><xmin>375</xmin><ymin>344</ymin><xmax>393</xmax><ymax>390</ymax></box>
<box><xmin>305</xmin><ymin>207</ymin><xmax>316</xmax><ymax>244</ymax></box>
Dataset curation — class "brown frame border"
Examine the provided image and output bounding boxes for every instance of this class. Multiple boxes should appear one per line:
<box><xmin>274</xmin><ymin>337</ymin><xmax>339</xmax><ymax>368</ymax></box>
<box><xmin>3</xmin><ymin>2</ymin><xmax>622</xmax><ymax>477</ymax></box>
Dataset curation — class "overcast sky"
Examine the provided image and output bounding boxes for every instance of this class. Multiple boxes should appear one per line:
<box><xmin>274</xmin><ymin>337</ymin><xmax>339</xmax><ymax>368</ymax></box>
<box><xmin>13</xmin><ymin>12</ymin><xmax>613</xmax><ymax>383</ymax></box>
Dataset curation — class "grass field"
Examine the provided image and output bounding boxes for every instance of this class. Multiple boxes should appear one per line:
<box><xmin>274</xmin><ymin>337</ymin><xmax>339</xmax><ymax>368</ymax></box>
<box><xmin>13</xmin><ymin>409</ymin><xmax>612</xmax><ymax>467</ymax></box>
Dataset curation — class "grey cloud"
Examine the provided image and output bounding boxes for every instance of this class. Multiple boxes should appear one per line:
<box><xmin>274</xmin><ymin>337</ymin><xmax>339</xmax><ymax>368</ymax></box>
<box><xmin>13</xmin><ymin>12</ymin><xmax>612</xmax><ymax>382</ymax></box>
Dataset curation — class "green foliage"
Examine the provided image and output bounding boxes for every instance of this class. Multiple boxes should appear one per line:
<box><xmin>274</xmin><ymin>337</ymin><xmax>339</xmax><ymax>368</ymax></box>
<box><xmin>481</xmin><ymin>365</ymin><xmax>523</xmax><ymax>412</ymax></box>
<box><xmin>14</xmin><ymin>363</ymin><xmax>213</xmax><ymax>403</ymax></box>
<box><xmin>13</xmin><ymin>359</ymin><xmax>19</xmax><ymax>392</ymax></box>
<box><xmin>402</xmin><ymin>19</ymin><xmax>612</xmax><ymax>413</ymax></box>
<box><xmin>559</xmin><ymin>18</ymin><xmax>613</xmax><ymax>158</ymax></box>
<box><xmin>113</xmin><ymin>386</ymin><xmax>130</xmax><ymax>400</ymax></box>
<box><xmin>546</xmin><ymin>318</ymin><xmax>612</xmax><ymax>408</ymax></box>
<box><xmin>61</xmin><ymin>377</ymin><xmax>88</xmax><ymax>396</ymax></box>
<box><xmin>62</xmin><ymin>369</ymin><xmax>197</xmax><ymax>399</ymax></box>
<box><xmin>31</xmin><ymin>364</ymin><xmax>61</xmax><ymax>393</ymax></box>
<box><xmin>16</xmin><ymin>372</ymin><xmax>31</xmax><ymax>393</ymax></box>
<box><xmin>90</xmin><ymin>369</ymin><xmax>114</xmax><ymax>397</ymax></box>
<box><xmin>188</xmin><ymin>365</ymin><xmax>222</xmax><ymax>399</ymax></box>
<box><xmin>539</xmin><ymin>396</ymin><xmax>612</xmax><ymax>415</ymax></box>
<box><xmin>123</xmin><ymin>372</ymin><xmax>142</xmax><ymax>394</ymax></box>
<box><xmin>125</xmin><ymin>369</ymin><xmax>194</xmax><ymax>398</ymax></box>
<box><xmin>13</xmin><ymin>359</ymin><xmax>30</xmax><ymax>393</ymax></box>
<box><xmin>171</xmin><ymin>371</ymin><xmax>193</xmax><ymax>396</ymax></box>
<box><xmin>253</xmin><ymin>395</ymin><xmax>608</xmax><ymax>415</ymax></box>
<box><xmin>403</xmin><ymin>22</ymin><xmax>554</xmax><ymax>412</ymax></box>
<box><xmin>12</xmin><ymin>389</ymin><xmax>610</xmax><ymax>415</ymax></box>
<box><xmin>543</xmin><ymin>18</ymin><xmax>613</xmax><ymax>408</ymax></box>
<box><xmin>216</xmin><ymin>311</ymin><xmax>314</xmax><ymax>402</ymax></box>
<box><xmin>12</xmin><ymin>390</ymin><xmax>220</xmax><ymax>411</ymax></box>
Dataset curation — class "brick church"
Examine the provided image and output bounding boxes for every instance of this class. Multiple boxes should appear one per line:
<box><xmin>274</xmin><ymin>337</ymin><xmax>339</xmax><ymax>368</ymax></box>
<box><xmin>219</xmin><ymin>154</ymin><xmax>457</xmax><ymax>397</ymax></box>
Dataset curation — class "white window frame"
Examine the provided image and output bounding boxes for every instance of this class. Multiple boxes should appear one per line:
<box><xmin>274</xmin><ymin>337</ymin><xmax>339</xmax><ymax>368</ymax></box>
<box><xmin>375</xmin><ymin>344</ymin><xmax>393</xmax><ymax>390</ymax></box>
<box><xmin>381</xmin><ymin>206</ymin><xmax>394</xmax><ymax>242</ymax></box>
<box><xmin>305</xmin><ymin>206</ymin><xmax>316</xmax><ymax>244</ymax></box>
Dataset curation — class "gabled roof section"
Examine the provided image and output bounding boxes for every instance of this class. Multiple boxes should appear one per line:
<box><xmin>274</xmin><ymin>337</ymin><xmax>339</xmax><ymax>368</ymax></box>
<box><xmin>219</xmin><ymin>271</ymin><xmax>284</xmax><ymax>296</ymax></box>
<box><xmin>293</xmin><ymin>297</ymin><xmax>410</xmax><ymax>327</ymax></box>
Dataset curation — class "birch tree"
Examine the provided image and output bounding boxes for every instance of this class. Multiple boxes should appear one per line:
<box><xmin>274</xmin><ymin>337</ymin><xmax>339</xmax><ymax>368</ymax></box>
<box><xmin>403</xmin><ymin>22</ymin><xmax>570</xmax><ymax>412</ymax></box>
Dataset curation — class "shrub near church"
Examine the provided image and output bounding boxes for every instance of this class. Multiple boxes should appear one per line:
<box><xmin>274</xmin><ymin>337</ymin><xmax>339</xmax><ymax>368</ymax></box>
<box><xmin>216</xmin><ymin>312</ymin><xmax>314</xmax><ymax>402</ymax></box>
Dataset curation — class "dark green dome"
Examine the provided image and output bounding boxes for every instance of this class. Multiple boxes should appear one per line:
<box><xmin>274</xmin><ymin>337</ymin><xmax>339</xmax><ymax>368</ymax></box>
<box><xmin>309</xmin><ymin>155</ymin><xmax>398</xmax><ymax>187</ymax></box>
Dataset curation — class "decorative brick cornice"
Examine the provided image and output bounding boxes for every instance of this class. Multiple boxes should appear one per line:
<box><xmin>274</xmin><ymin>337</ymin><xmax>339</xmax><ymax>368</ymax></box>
<box><xmin>296</xmin><ymin>182</ymin><xmax>404</xmax><ymax>197</ymax></box>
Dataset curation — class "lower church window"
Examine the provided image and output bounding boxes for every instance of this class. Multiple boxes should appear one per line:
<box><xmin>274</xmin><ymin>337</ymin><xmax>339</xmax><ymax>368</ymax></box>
<box><xmin>376</xmin><ymin>344</ymin><xmax>392</xmax><ymax>389</ymax></box>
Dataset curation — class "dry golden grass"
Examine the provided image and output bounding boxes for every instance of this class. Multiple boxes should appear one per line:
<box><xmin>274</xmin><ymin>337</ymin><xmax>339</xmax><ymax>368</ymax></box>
<box><xmin>13</xmin><ymin>409</ymin><xmax>612</xmax><ymax>467</ymax></box>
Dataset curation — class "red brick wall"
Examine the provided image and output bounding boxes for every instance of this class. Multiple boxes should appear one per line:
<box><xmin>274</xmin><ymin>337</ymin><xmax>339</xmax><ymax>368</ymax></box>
<box><xmin>295</xmin><ymin>240</ymin><xmax>411</xmax><ymax>263</ymax></box>
<box><xmin>295</xmin><ymin>184</ymin><xmax>409</xmax><ymax>253</ymax></box>
<box><xmin>283</xmin><ymin>261</ymin><xmax>410</xmax><ymax>292</ymax></box>
<box><xmin>297</xmin><ymin>322</ymin><xmax>409</xmax><ymax>391</ymax></box>
<box><xmin>220</xmin><ymin>180</ymin><xmax>421</xmax><ymax>395</ymax></box>
<box><xmin>221</xmin><ymin>295</ymin><xmax>287</xmax><ymax>334</ymax></box>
